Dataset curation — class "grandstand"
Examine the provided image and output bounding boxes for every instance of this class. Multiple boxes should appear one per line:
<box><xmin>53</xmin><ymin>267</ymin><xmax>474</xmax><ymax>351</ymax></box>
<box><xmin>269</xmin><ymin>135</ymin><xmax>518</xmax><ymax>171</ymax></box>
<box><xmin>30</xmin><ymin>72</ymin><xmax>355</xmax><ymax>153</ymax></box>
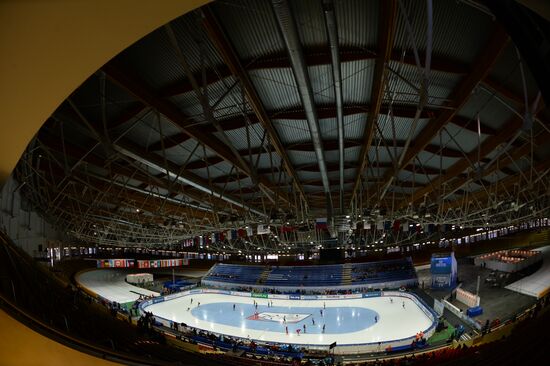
<box><xmin>202</xmin><ymin>258</ymin><xmax>418</xmax><ymax>291</ymax></box>
<box><xmin>1</xmin><ymin>0</ymin><xmax>550</xmax><ymax>365</ymax></box>
<box><xmin>264</xmin><ymin>264</ymin><xmax>343</xmax><ymax>287</ymax></box>
<box><xmin>203</xmin><ymin>263</ymin><xmax>266</xmax><ymax>285</ymax></box>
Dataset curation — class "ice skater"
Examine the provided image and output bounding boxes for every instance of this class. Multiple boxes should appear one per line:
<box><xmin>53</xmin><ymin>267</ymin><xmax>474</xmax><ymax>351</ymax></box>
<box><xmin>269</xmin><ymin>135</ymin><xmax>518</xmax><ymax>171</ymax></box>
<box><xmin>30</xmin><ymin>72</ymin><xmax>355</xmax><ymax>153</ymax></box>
<box><xmin>303</xmin><ymin>324</ymin><xmax>306</xmax><ymax>333</ymax></box>
<box><xmin>323</xmin><ymin>302</ymin><xmax>326</xmax><ymax>309</ymax></box>
<box><xmin>390</xmin><ymin>298</ymin><xmax>393</xmax><ymax>304</ymax></box>
<box><xmin>402</xmin><ymin>301</ymin><xmax>405</xmax><ymax>309</ymax></box>
<box><xmin>197</xmin><ymin>302</ymin><xmax>200</xmax><ymax>307</ymax></box>
<box><xmin>322</xmin><ymin>324</ymin><xmax>325</xmax><ymax>333</ymax></box>
<box><xmin>283</xmin><ymin>315</ymin><xmax>286</xmax><ymax>323</ymax></box>
<box><xmin>296</xmin><ymin>328</ymin><xmax>301</xmax><ymax>336</ymax></box>
<box><xmin>190</xmin><ymin>298</ymin><xmax>193</xmax><ymax>304</ymax></box>
<box><xmin>320</xmin><ymin>309</ymin><xmax>323</xmax><ymax>317</ymax></box>
<box><xmin>233</xmin><ymin>304</ymin><xmax>236</xmax><ymax>311</ymax></box>
<box><xmin>285</xmin><ymin>326</ymin><xmax>288</xmax><ymax>335</ymax></box>
<box><xmin>312</xmin><ymin>318</ymin><xmax>315</xmax><ymax>325</ymax></box>
<box><xmin>374</xmin><ymin>315</ymin><xmax>378</xmax><ymax>323</ymax></box>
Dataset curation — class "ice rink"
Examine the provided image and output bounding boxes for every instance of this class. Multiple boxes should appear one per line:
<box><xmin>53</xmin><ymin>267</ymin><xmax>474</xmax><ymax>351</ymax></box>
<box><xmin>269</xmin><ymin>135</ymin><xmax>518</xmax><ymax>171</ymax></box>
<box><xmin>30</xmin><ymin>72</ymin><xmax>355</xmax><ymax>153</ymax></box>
<box><xmin>143</xmin><ymin>293</ymin><xmax>433</xmax><ymax>347</ymax></box>
<box><xmin>506</xmin><ymin>245</ymin><xmax>550</xmax><ymax>298</ymax></box>
<box><xmin>76</xmin><ymin>269</ymin><xmax>159</xmax><ymax>303</ymax></box>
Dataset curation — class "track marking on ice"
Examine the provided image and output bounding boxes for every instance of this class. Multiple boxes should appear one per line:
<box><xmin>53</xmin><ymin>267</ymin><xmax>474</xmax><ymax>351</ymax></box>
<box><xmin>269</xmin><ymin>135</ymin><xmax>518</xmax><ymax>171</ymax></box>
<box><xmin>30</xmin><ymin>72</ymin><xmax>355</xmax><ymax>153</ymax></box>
<box><xmin>144</xmin><ymin>293</ymin><xmax>434</xmax><ymax>347</ymax></box>
<box><xmin>247</xmin><ymin>312</ymin><xmax>311</xmax><ymax>323</ymax></box>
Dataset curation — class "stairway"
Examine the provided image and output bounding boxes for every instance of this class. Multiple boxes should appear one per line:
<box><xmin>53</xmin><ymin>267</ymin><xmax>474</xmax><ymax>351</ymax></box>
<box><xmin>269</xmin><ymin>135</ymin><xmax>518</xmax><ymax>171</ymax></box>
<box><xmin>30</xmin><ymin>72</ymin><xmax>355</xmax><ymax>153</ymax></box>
<box><xmin>256</xmin><ymin>267</ymin><xmax>271</xmax><ymax>285</ymax></box>
<box><xmin>341</xmin><ymin>264</ymin><xmax>352</xmax><ymax>286</ymax></box>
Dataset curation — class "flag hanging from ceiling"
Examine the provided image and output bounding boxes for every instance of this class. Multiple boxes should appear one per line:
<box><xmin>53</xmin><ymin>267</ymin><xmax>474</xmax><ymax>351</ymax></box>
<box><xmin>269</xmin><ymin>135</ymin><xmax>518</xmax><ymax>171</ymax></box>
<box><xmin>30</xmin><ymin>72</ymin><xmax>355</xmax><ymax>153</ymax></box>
<box><xmin>257</xmin><ymin>224</ymin><xmax>270</xmax><ymax>235</ymax></box>
<box><xmin>315</xmin><ymin>218</ymin><xmax>328</xmax><ymax>230</ymax></box>
<box><xmin>393</xmin><ymin>220</ymin><xmax>401</xmax><ymax>232</ymax></box>
<box><xmin>376</xmin><ymin>221</ymin><xmax>384</xmax><ymax>230</ymax></box>
<box><xmin>281</xmin><ymin>224</ymin><xmax>295</xmax><ymax>233</ymax></box>
<box><xmin>246</xmin><ymin>226</ymin><xmax>254</xmax><ymax>237</ymax></box>
<box><xmin>364</xmin><ymin>222</ymin><xmax>371</xmax><ymax>230</ymax></box>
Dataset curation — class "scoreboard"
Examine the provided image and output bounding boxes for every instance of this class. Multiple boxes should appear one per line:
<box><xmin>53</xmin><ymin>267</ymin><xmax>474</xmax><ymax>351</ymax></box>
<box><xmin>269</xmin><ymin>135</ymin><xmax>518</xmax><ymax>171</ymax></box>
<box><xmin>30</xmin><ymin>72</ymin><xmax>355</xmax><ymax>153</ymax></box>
<box><xmin>431</xmin><ymin>256</ymin><xmax>452</xmax><ymax>274</ymax></box>
<box><xmin>430</xmin><ymin>252</ymin><xmax>457</xmax><ymax>289</ymax></box>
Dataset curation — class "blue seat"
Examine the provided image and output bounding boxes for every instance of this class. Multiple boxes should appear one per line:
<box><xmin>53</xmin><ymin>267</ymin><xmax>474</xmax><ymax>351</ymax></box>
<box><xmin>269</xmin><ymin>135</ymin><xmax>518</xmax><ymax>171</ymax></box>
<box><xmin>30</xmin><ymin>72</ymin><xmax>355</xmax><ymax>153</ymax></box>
<box><xmin>203</xmin><ymin>258</ymin><xmax>417</xmax><ymax>290</ymax></box>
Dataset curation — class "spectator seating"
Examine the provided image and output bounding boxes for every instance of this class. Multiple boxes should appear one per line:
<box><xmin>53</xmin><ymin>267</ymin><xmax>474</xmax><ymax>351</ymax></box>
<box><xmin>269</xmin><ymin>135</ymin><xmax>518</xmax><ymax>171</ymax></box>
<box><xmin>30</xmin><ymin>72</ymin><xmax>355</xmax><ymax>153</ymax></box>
<box><xmin>350</xmin><ymin>258</ymin><xmax>417</xmax><ymax>285</ymax></box>
<box><xmin>202</xmin><ymin>258</ymin><xmax>417</xmax><ymax>291</ymax></box>
<box><xmin>204</xmin><ymin>263</ymin><xmax>265</xmax><ymax>285</ymax></box>
<box><xmin>264</xmin><ymin>264</ymin><xmax>343</xmax><ymax>287</ymax></box>
<box><xmin>0</xmin><ymin>230</ymin><xmax>225</xmax><ymax>366</ymax></box>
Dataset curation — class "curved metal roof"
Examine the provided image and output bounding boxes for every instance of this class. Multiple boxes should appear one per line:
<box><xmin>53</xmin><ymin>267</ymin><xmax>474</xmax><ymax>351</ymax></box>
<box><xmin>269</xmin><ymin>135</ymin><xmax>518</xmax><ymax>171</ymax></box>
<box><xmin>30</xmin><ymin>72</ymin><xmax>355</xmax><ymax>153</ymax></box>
<box><xmin>14</xmin><ymin>0</ymin><xmax>549</xmax><ymax>248</ymax></box>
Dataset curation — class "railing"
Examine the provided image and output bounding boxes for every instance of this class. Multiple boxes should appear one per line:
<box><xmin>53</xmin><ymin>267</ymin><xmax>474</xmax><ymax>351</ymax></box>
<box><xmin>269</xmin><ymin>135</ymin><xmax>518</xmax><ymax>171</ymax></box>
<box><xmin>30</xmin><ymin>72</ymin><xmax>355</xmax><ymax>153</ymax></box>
<box><xmin>0</xmin><ymin>292</ymin><xmax>157</xmax><ymax>366</ymax></box>
<box><xmin>0</xmin><ymin>233</ymin><xmax>173</xmax><ymax>366</ymax></box>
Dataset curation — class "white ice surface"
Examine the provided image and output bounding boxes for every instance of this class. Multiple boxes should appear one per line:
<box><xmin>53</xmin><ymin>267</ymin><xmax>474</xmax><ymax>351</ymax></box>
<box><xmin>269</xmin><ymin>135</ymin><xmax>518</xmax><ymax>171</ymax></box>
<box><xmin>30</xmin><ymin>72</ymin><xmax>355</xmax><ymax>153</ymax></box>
<box><xmin>505</xmin><ymin>245</ymin><xmax>550</xmax><ymax>298</ymax></box>
<box><xmin>76</xmin><ymin>269</ymin><xmax>159</xmax><ymax>303</ymax></box>
<box><xmin>143</xmin><ymin>293</ymin><xmax>432</xmax><ymax>347</ymax></box>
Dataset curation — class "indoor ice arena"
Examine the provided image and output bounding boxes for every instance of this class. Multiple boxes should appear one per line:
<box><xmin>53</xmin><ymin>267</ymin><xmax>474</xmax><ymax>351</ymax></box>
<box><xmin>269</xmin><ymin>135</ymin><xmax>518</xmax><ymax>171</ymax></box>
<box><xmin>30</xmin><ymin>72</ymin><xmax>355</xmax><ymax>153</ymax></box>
<box><xmin>1</xmin><ymin>1</ymin><xmax>550</xmax><ymax>366</ymax></box>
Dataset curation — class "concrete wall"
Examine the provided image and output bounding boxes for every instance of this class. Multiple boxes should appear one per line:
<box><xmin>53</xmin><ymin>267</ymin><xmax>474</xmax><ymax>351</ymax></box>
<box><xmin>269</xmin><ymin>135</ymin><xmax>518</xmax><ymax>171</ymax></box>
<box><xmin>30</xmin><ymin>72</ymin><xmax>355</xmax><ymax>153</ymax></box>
<box><xmin>0</xmin><ymin>174</ymin><xmax>62</xmax><ymax>256</ymax></box>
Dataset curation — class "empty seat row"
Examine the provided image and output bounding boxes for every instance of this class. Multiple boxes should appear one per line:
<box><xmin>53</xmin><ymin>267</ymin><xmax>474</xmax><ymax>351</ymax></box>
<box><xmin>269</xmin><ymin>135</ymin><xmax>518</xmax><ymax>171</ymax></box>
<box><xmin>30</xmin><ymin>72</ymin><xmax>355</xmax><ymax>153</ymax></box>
<box><xmin>203</xmin><ymin>258</ymin><xmax>417</xmax><ymax>289</ymax></box>
<box><xmin>204</xmin><ymin>263</ymin><xmax>265</xmax><ymax>285</ymax></box>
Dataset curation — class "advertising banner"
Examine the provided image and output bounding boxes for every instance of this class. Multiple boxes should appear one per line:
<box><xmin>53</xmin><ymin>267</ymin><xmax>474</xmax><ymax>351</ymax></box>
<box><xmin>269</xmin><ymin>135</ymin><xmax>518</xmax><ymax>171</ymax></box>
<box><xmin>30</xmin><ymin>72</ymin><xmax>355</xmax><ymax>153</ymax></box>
<box><xmin>136</xmin><ymin>258</ymin><xmax>188</xmax><ymax>269</ymax></box>
<box><xmin>230</xmin><ymin>291</ymin><xmax>251</xmax><ymax>297</ymax></box>
<box><xmin>96</xmin><ymin>258</ymin><xmax>135</xmax><ymax>268</ymax></box>
<box><xmin>251</xmin><ymin>293</ymin><xmax>268</xmax><ymax>298</ymax></box>
<box><xmin>362</xmin><ymin>292</ymin><xmax>381</xmax><ymax>298</ymax></box>
<box><xmin>301</xmin><ymin>295</ymin><xmax>318</xmax><ymax>300</ymax></box>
